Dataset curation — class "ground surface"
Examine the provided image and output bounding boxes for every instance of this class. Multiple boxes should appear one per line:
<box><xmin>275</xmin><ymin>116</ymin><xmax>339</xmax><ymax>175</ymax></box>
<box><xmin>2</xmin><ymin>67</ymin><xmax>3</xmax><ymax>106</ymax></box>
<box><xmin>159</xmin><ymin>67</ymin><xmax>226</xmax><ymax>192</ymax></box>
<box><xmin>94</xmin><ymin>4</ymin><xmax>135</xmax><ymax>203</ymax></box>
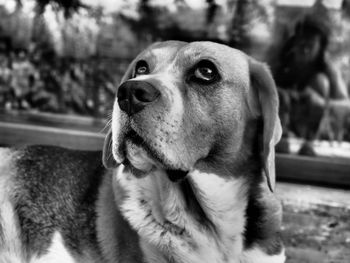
<box><xmin>278</xmin><ymin>182</ymin><xmax>350</xmax><ymax>263</ymax></box>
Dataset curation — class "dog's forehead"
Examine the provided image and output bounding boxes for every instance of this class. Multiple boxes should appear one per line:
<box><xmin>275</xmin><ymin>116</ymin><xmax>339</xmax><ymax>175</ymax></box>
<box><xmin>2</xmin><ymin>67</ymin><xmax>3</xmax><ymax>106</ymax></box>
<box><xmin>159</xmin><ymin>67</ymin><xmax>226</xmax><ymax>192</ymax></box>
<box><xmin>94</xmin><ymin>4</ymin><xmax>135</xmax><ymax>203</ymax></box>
<box><xmin>140</xmin><ymin>41</ymin><xmax>186</xmax><ymax>65</ymax></box>
<box><xmin>180</xmin><ymin>42</ymin><xmax>245</xmax><ymax>61</ymax></box>
<box><xmin>144</xmin><ymin>41</ymin><xmax>245</xmax><ymax>63</ymax></box>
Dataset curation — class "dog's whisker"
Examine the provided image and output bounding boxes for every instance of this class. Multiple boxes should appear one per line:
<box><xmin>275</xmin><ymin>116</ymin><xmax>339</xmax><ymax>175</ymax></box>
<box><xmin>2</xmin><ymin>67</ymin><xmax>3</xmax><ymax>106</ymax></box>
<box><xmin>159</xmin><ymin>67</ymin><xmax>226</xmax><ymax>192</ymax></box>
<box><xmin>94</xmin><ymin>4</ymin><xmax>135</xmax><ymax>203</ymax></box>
<box><xmin>100</xmin><ymin>117</ymin><xmax>112</xmax><ymax>134</ymax></box>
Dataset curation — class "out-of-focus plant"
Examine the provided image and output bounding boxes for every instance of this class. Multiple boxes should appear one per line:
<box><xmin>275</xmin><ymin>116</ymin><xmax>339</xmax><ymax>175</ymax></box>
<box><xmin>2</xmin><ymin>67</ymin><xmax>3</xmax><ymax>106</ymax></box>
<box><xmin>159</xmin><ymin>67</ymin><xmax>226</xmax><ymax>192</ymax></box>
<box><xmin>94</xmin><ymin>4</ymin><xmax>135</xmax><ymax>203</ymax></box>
<box><xmin>16</xmin><ymin>0</ymin><xmax>87</xmax><ymax>17</ymax></box>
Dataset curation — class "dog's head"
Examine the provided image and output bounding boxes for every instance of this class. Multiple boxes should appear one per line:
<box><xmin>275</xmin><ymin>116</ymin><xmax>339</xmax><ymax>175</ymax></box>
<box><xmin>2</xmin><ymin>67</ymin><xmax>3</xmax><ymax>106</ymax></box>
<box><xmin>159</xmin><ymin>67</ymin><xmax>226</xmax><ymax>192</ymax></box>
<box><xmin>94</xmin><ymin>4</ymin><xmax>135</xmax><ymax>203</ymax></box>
<box><xmin>103</xmin><ymin>41</ymin><xmax>281</xmax><ymax>191</ymax></box>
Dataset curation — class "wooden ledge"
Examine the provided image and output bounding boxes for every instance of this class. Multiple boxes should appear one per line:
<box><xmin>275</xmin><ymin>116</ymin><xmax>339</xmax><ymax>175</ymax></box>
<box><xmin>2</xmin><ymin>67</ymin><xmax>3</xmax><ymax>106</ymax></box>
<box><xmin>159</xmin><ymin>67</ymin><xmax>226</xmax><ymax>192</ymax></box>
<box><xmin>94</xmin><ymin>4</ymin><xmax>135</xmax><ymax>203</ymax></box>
<box><xmin>1</xmin><ymin>111</ymin><xmax>350</xmax><ymax>187</ymax></box>
<box><xmin>0</xmin><ymin>121</ymin><xmax>105</xmax><ymax>150</ymax></box>
<box><xmin>276</xmin><ymin>154</ymin><xmax>350</xmax><ymax>188</ymax></box>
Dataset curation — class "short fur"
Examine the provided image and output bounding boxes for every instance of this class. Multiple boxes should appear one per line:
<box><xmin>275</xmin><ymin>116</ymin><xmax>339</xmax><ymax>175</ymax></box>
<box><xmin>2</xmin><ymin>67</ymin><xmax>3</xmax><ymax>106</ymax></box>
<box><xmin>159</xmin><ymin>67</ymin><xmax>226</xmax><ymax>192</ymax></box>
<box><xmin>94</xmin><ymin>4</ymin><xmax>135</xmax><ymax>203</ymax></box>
<box><xmin>0</xmin><ymin>41</ymin><xmax>285</xmax><ymax>263</ymax></box>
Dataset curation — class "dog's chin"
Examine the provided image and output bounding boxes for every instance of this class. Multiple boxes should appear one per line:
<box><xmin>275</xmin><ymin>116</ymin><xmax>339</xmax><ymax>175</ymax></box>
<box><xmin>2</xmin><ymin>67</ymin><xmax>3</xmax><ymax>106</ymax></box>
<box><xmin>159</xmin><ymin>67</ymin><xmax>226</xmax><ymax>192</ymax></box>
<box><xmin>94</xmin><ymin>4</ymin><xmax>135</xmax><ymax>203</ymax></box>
<box><xmin>118</xmin><ymin>130</ymin><xmax>189</xmax><ymax>182</ymax></box>
<box><xmin>122</xmin><ymin>139</ymin><xmax>156</xmax><ymax>178</ymax></box>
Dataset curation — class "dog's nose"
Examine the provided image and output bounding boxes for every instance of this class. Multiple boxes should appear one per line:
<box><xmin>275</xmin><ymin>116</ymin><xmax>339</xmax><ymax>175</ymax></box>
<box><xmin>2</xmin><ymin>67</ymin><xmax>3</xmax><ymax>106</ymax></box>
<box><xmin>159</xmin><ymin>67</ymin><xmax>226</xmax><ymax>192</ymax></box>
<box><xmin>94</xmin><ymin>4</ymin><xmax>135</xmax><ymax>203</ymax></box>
<box><xmin>117</xmin><ymin>81</ymin><xmax>160</xmax><ymax>116</ymax></box>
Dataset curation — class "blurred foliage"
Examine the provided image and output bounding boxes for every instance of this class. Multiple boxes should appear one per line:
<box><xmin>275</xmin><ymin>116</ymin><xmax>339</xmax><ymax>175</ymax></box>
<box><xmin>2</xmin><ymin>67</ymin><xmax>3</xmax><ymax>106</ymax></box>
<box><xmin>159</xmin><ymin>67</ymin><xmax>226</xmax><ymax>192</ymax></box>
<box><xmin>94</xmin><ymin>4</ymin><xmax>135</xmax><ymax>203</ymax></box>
<box><xmin>0</xmin><ymin>0</ymin><xmax>349</xmax><ymax>144</ymax></box>
<box><xmin>17</xmin><ymin>0</ymin><xmax>87</xmax><ymax>17</ymax></box>
<box><xmin>0</xmin><ymin>49</ymin><xmax>128</xmax><ymax>116</ymax></box>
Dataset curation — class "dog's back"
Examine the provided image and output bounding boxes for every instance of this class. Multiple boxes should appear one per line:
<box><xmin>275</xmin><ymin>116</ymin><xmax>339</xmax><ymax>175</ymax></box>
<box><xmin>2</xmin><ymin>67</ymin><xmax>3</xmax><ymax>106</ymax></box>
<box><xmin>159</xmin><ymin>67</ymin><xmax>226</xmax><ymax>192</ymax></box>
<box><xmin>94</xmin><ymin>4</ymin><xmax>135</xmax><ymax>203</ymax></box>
<box><xmin>0</xmin><ymin>146</ymin><xmax>105</xmax><ymax>262</ymax></box>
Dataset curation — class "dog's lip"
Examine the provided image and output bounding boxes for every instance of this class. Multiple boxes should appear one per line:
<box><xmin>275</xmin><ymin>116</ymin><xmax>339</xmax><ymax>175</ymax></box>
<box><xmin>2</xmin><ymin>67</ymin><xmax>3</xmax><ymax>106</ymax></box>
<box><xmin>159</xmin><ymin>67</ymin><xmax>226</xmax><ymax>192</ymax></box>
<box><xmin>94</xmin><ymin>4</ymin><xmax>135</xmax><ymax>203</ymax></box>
<box><xmin>122</xmin><ymin>158</ymin><xmax>151</xmax><ymax>178</ymax></box>
<box><xmin>121</xmin><ymin>129</ymin><xmax>189</xmax><ymax>181</ymax></box>
<box><xmin>123</xmin><ymin>129</ymin><xmax>164</xmax><ymax>168</ymax></box>
<box><xmin>124</xmin><ymin>129</ymin><xmax>144</xmax><ymax>147</ymax></box>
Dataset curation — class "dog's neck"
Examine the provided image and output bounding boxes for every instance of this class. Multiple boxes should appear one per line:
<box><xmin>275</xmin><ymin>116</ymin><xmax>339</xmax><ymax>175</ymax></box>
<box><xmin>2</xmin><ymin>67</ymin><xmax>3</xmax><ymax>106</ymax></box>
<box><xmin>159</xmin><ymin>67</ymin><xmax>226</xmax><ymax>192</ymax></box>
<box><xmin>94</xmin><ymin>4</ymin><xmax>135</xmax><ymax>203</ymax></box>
<box><xmin>111</xmin><ymin>162</ymin><xmax>252</xmax><ymax>263</ymax></box>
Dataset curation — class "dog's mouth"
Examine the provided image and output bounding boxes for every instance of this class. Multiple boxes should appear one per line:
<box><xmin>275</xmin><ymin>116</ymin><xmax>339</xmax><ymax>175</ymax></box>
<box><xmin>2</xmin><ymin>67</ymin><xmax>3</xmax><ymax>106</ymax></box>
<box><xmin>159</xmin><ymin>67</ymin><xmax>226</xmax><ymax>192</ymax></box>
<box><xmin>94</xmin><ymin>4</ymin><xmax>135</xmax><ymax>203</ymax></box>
<box><xmin>121</xmin><ymin>130</ymin><xmax>188</xmax><ymax>182</ymax></box>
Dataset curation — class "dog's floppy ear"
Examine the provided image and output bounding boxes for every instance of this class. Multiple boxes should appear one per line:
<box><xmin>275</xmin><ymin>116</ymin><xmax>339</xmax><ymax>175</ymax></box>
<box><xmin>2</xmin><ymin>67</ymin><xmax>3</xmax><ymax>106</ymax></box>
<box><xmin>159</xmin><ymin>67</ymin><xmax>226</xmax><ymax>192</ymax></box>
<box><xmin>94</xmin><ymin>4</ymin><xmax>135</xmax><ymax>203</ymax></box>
<box><xmin>248</xmin><ymin>59</ymin><xmax>282</xmax><ymax>192</ymax></box>
<box><xmin>102</xmin><ymin>129</ymin><xmax>118</xmax><ymax>169</ymax></box>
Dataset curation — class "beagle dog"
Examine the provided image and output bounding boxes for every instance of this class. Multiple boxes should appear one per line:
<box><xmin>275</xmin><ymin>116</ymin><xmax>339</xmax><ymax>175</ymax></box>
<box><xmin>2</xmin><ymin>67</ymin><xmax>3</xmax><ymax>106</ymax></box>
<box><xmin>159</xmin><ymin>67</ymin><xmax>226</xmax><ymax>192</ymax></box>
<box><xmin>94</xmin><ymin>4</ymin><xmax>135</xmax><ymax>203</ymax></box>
<box><xmin>0</xmin><ymin>41</ymin><xmax>285</xmax><ymax>263</ymax></box>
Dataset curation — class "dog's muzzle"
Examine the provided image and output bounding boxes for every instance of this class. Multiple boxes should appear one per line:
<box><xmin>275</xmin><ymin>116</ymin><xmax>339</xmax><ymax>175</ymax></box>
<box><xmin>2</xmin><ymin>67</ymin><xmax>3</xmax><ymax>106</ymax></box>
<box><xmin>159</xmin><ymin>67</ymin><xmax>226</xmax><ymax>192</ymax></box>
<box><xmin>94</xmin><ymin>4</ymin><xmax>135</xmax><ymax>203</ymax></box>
<box><xmin>117</xmin><ymin>80</ymin><xmax>160</xmax><ymax>116</ymax></box>
<box><xmin>116</xmin><ymin>80</ymin><xmax>189</xmax><ymax>182</ymax></box>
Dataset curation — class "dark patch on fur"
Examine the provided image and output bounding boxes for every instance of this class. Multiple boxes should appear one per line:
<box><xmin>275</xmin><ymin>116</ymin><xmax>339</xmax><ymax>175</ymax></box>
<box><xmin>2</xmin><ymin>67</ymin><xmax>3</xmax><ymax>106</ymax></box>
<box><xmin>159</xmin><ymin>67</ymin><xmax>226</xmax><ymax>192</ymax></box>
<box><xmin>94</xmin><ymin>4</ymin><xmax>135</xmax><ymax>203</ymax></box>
<box><xmin>239</xmin><ymin>119</ymin><xmax>283</xmax><ymax>256</ymax></box>
<box><xmin>243</xmin><ymin>169</ymin><xmax>283</xmax><ymax>256</ymax></box>
<box><xmin>166</xmin><ymin>169</ymin><xmax>188</xmax><ymax>182</ymax></box>
<box><xmin>179</xmin><ymin>178</ymin><xmax>215</xmax><ymax>232</ymax></box>
<box><xmin>114</xmin><ymin>200</ymin><xmax>144</xmax><ymax>261</ymax></box>
<box><xmin>14</xmin><ymin>145</ymin><xmax>105</xmax><ymax>257</ymax></box>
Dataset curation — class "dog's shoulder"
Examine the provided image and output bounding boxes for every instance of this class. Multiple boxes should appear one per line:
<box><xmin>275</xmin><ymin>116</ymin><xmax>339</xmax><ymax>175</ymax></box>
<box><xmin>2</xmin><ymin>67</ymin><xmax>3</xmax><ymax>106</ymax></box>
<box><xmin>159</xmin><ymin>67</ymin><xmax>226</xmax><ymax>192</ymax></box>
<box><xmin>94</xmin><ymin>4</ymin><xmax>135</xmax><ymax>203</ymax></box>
<box><xmin>0</xmin><ymin>145</ymin><xmax>106</xmax><ymax>260</ymax></box>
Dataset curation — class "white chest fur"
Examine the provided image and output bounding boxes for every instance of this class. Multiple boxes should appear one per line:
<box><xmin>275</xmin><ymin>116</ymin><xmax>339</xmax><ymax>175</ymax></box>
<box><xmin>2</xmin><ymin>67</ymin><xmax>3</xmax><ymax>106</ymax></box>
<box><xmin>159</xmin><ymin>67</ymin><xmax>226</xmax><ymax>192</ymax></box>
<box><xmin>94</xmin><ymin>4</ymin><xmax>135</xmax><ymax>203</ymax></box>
<box><xmin>114</xmin><ymin>164</ymin><xmax>275</xmax><ymax>263</ymax></box>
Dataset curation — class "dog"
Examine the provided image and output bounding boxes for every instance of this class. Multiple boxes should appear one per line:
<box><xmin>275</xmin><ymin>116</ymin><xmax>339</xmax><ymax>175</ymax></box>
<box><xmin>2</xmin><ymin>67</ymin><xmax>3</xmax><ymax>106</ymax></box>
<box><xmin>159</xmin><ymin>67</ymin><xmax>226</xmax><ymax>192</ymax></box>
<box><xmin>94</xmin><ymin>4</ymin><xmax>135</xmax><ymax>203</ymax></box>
<box><xmin>0</xmin><ymin>41</ymin><xmax>285</xmax><ymax>263</ymax></box>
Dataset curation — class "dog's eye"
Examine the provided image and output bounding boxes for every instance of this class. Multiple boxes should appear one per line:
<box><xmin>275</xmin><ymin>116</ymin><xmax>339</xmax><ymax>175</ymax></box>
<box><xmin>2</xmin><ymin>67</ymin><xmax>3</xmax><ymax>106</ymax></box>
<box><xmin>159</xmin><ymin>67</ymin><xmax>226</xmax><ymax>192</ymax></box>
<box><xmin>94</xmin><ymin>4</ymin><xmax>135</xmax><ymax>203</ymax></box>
<box><xmin>192</xmin><ymin>60</ymin><xmax>219</xmax><ymax>83</ymax></box>
<box><xmin>134</xmin><ymin>60</ymin><xmax>149</xmax><ymax>76</ymax></box>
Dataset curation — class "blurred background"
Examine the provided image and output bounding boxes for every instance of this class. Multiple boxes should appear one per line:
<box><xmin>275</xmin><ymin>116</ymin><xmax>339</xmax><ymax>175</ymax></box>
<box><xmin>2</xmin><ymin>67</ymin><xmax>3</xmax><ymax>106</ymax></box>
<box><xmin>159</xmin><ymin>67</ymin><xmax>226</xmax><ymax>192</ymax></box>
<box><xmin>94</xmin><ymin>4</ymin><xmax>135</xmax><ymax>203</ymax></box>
<box><xmin>0</xmin><ymin>0</ymin><xmax>350</xmax><ymax>157</ymax></box>
<box><xmin>0</xmin><ymin>0</ymin><xmax>349</xmax><ymax>262</ymax></box>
